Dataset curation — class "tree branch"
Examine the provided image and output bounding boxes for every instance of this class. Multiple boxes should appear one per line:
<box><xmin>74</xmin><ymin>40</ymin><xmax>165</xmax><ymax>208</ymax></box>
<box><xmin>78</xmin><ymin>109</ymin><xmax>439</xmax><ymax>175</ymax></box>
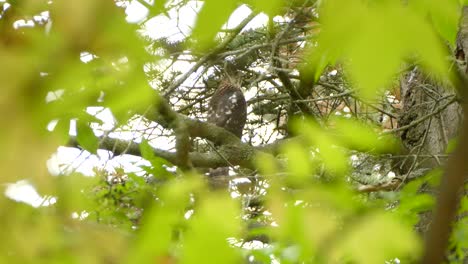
<box><xmin>68</xmin><ymin>135</ymin><xmax>258</xmax><ymax>170</ymax></box>
<box><xmin>163</xmin><ymin>12</ymin><xmax>257</xmax><ymax>97</ymax></box>
<box><xmin>71</xmin><ymin>94</ymin><xmax>265</xmax><ymax>170</ymax></box>
<box><xmin>384</xmin><ymin>95</ymin><xmax>457</xmax><ymax>134</ymax></box>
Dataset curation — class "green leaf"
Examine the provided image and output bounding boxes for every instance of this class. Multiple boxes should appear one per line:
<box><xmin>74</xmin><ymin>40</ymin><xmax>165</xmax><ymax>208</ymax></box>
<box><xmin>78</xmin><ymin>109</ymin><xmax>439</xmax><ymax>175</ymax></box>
<box><xmin>332</xmin><ymin>212</ymin><xmax>421</xmax><ymax>264</ymax></box>
<box><xmin>291</xmin><ymin>119</ymin><xmax>349</xmax><ymax>175</ymax></box>
<box><xmin>139</xmin><ymin>139</ymin><xmax>174</xmax><ymax>180</ymax></box>
<box><xmin>180</xmin><ymin>194</ymin><xmax>242</xmax><ymax>264</ymax></box>
<box><xmin>313</xmin><ymin>0</ymin><xmax>450</xmax><ymax>99</ymax></box>
<box><xmin>425</xmin><ymin>168</ymin><xmax>443</xmax><ymax>187</ymax></box>
<box><xmin>52</xmin><ymin>118</ymin><xmax>71</xmax><ymax>143</ymax></box>
<box><xmin>446</xmin><ymin>138</ymin><xmax>458</xmax><ymax>154</ymax></box>
<box><xmin>76</xmin><ymin>120</ymin><xmax>99</xmax><ymax>154</ymax></box>
<box><xmin>281</xmin><ymin>140</ymin><xmax>314</xmax><ymax>186</ymax></box>
<box><xmin>460</xmin><ymin>196</ymin><xmax>468</xmax><ymax>212</ymax></box>
<box><xmin>126</xmin><ymin>177</ymin><xmax>204</xmax><ymax>264</ymax></box>
<box><xmin>254</xmin><ymin>152</ymin><xmax>280</xmax><ymax>176</ymax></box>
<box><xmin>145</xmin><ymin>0</ymin><xmax>168</xmax><ymax>17</ymax></box>
<box><xmin>398</xmin><ymin>193</ymin><xmax>435</xmax><ymax>221</ymax></box>
<box><xmin>409</xmin><ymin>0</ymin><xmax>461</xmax><ymax>45</ymax></box>
<box><xmin>332</xmin><ymin>117</ymin><xmax>398</xmax><ymax>153</ymax></box>
<box><xmin>191</xmin><ymin>0</ymin><xmax>238</xmax><ymax>51</ymax></box>
<box><xmin>305</xmin><ymin>0</ymin><xmax>364</xmax><ymax>81</ymax></box>
<box><xmin>139</xmin><ymin>139</ymin><xmax>156</xmax><ymax>160</ymax></box>
<box><xmin>250</xmin><ymin>0</ymin><xmax>284</xmax><ymax>17</ymax></box>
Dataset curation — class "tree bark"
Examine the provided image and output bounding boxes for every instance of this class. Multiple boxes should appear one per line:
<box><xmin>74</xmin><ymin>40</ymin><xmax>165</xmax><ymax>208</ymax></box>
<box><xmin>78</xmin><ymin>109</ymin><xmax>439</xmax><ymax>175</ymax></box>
<box><xmin>398</xmin><ymin>7</ymin><xmax>468</xmax><ymax>263</ymax></box>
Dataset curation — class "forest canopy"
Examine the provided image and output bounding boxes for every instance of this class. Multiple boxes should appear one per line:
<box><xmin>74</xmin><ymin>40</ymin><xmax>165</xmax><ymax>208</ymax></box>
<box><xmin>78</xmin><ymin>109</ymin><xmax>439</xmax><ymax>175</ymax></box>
<box><xmin>1</xmin><ymin>0</ymin><xmax>467</xmax><ymax>263</ymax></box>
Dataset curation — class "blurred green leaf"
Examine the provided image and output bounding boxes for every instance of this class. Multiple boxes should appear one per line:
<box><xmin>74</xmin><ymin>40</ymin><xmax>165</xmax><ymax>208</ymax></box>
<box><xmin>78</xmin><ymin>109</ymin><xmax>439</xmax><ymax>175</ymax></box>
<box><xmin>51</xmin><ymin>118</ymin><xmax>71</xmax><ymax>143</ymax></box>
<box><xmin>292</xmin><ymin>119</ymin><xmax>349</xmax><ymax>175</ymax></box>
<box><xmin>55</xmin><ymin>173</ymin><xmax>97</xmax><ymax>214</ymax></box>
<box><xmin>282</xmin><ymin>140</ymin><xmax>314</xmax><ymax>186</ymax></box>
<box><xmin>332</xmin><ymin>212</ymin><xmax>421</xmax><ymax>264</ymax></box>
<box><xmin>450</xmin><ymin>215</ymin><xmax>468</xmax><ymax>262</ymax></box>
<box><xmin>446</xmin><ymin>138</ymin><xmax>458</xmax><ymax>154</ymax></box>
<box><xmin>425</xmin><ymin>168</ymin><xmax>443</xmax><ymax>187</ymax></box>
<box><xmin>255</xmin><ymin>152</ymin><xmax>280</xmax><ymax>176</ymax></box>
<box><xmin>181</xmin><ymin>194</ymin><xmax>242</xmax><ymax>264</ymax></box>
<box><xmin>191</xmin><ymin>0</ymin><xmax>238</xmax><ymax>51</ymax></box>
<box><xmin>76</xmin><ymin>120</ymin><xmax>99</xmax><ymax>154</ymax></box>
<box><xmin>460</xmin><ymin>196</ymin><xmax>468</xmax><ymax>212</ymax></box>
<box><xmin>332</xmin><ymin>117</ymin><xmax>397</xmax><ymax>153</ymax></box>
<box><xmin>126</xmin><ymin>177</ymin><xmax>204</xmax><ymax>263</ymax></box>
<box><xmin>249</xmin><ymin>0</ymin><xmax>284</xmax><ymax>17</ymax></box>
<box><xmin>139</xmin><ymin>139</ymin><xmax>174</xmax><ymax>180</ymax></box>
<box><xmin>397</xmin><ymin>193</ymin><xmax>435</xmax><ymax>225</ymax></box>
<box><xmin>144</xmin><ymin>0</ymin><xmax>168</xmax><ymax>17</ymax></box>
<box><xmin>310</xmin><ymin>0</ymin><xmax>451</xmax><ymax>99</ymax></box>
<box><xmin>408</xmin><ymin>0</ymin><xmax>460</xmax><ymax>45</ymax></box>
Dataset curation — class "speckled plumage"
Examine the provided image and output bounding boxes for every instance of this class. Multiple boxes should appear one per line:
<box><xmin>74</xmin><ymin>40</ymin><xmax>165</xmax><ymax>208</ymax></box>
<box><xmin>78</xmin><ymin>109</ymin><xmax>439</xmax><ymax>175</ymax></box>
<box><xmin>207</xmin><ymin>82</ymin><xmax>247</xmax><ymax>138</ymax></box>
<box><xmin>207</xmin><ymin>81</ymin><xmax>247</xmax><ymax>182</ymax></box>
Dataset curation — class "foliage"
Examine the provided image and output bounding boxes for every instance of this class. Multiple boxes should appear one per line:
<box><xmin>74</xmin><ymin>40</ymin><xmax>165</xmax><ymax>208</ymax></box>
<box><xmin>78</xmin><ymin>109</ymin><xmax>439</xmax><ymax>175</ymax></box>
<box><xmin>1</xmin><ymin>0</ymin><xmax>466</xmax><ymax>263</ymax></box>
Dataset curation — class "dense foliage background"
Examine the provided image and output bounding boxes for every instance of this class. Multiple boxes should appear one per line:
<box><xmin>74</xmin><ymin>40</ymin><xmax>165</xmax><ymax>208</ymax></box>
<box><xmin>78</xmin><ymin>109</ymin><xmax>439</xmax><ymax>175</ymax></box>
<box><xmin>1</xmin><ymin>0</ymin><xmax>467</xmax><ymax>263</ymax></box>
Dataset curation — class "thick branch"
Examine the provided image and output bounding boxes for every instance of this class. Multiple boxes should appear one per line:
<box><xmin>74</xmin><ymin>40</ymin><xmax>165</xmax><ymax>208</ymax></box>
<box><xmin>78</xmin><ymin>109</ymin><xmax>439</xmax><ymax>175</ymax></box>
<box><xmin>68</xmin><ymin>136</ymin><xmax>257</xmax><ymax>170</ymax></box>
<box><xmin>83</xmin><ymin>94</ymin><xmax>264</xmax><ymax>170</ymax></box>
<box><xmin>153</xmin><ymin>94</ymin><xmax>192</xmax><ymax>169</ymax></box>
<box><xmin>147</xmin><ymin>96</ymin><xmax>244</xmax><ymax>145</ymax></box>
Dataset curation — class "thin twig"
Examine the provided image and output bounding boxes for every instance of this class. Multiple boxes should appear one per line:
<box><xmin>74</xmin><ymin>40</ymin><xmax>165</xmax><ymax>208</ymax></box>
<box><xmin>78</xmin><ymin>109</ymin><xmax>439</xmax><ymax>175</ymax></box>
<box><xmin>163</xmin><ymin>12</ymin><xmax>257</xmax><ymax>97</ymax></box>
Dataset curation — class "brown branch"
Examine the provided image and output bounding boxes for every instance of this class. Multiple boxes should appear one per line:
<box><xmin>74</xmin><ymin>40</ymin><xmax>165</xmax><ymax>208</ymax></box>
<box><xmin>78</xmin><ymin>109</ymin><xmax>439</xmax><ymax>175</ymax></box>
<box><xmin>152</xmin><ymin>96</ymin><xmax>192</xmax><ymax>170</ymax></box>
<box><xmin>357</xmin><ymin>178</ymin><xmax>402</xmax><ymax>193</ymax></box>
<box><xmin>68</xmin><ymin>135</ymin><xmax>257</xmax><ymax>170</ymax></box>
<box><xmin>69</xmin><ymin>94</ymin><xmax>279</xmax><ymax>170</ymax></box>
<box><xmin>101</xmin><ymin>93</ymin><xmax>267</xmax><ymax>170</ymax></box>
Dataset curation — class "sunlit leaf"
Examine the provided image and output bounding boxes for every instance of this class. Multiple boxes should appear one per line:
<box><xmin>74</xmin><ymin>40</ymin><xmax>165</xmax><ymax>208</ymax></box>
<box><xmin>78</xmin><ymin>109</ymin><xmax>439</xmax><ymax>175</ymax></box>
<box><xmin>305</xmin><ymin>183</ymin><xmax>363</xmax><ymax>215</ymax></box>
<box><xmin>450</xmin><ymin>215</ymin><xmax>468</xmax><ymax>261</ymax></box>
<box><xmin>304</xmin><ymin>0</ymin><xmax>364</xmax><ymax>81</ymax></box>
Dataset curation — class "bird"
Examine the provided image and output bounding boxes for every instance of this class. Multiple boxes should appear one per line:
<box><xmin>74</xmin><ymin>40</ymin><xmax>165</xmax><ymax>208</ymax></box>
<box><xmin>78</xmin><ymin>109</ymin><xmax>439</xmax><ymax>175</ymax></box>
<box><xmin>207</xmin><ymin>80</ymin><xmax>247</xmax><ymax>138</ymax></box>
<box><xmin>206</xmin><ymin>79</ymin><xmax>247</xmax><ymax>184</ymax></box>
